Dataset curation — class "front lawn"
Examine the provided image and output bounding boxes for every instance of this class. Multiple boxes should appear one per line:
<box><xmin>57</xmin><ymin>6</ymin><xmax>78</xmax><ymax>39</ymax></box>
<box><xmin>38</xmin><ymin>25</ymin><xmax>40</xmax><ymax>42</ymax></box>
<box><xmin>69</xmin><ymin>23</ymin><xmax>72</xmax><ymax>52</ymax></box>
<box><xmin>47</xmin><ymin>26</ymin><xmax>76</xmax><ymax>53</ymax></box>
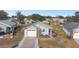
<box><xmin>0</xmin><ymin>27</ymin><xmax>24</xmax><ymax>48</ymax></box>
<box><xmin>39</xmin><ymin>22</ymin><xmax>79</xmax><ymax>48</ymax></box>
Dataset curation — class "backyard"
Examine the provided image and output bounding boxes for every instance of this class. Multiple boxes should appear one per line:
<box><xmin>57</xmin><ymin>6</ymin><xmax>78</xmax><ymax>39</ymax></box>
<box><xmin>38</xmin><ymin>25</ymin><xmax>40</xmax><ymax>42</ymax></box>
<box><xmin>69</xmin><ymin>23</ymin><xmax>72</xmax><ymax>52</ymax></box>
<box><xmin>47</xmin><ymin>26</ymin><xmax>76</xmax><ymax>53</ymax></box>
<box><xmin>39</xmin><ymin>22</ymin><xmax>79</xmax><ymax>48</ymax></box>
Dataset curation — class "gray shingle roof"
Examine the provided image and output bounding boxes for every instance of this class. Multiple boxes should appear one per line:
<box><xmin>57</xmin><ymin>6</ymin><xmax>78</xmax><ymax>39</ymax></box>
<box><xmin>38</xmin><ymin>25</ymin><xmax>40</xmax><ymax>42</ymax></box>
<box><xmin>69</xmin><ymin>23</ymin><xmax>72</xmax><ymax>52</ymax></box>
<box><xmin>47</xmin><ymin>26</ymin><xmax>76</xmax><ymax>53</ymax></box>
<box><xmin>63</xmin><ymin>22</ymin><xmax>79</xmax><ymax>32</ymax></box>
<box><xmin>0</xmin><ymin>20</ymin><xmax>16</xmax><ymax>27</ymax></box>
<box><xmin>33</xmin><ymin>21</ymin><xmax>52</xmax><ymax>29</ymax></box>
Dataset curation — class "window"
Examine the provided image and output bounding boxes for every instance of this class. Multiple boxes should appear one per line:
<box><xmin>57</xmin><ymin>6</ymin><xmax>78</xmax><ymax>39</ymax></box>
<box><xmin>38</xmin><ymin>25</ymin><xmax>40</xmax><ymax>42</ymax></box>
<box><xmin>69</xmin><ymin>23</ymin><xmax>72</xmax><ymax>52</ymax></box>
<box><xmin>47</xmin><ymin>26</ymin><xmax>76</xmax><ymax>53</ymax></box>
<box><xmin>7</xmin><ymin>27</ymin><xmax>11</xmax><ymax>31</ymax></box>
<box><xmin>6</xmin><ymin>27</ymin><xmax>11</xmax><ymax>33</ymax></box>
<box><xmin>42</xmin><ymin>29</ymin><xmax>45</xmax><ymax>32</ymax></box>
<box><xmin>0</xmin><ymin>28</ymin><xmax>2</xmax><ymax>31</ymax></box>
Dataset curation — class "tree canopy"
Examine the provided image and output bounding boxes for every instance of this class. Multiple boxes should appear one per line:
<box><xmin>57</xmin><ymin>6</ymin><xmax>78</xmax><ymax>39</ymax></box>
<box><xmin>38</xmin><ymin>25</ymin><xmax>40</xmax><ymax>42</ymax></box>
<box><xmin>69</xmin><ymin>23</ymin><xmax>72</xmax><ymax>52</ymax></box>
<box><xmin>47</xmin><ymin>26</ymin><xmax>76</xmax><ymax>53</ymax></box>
<box><xmin>75</xmin><ymin>11</ymin><xmax>79</xmax><ymax>16</ymax></box>
<box><xmin>16</xmin><ymin>11</ymin><xmax>26</xmax><ymax>24</ymax></box>
<box><xmin>45</xmin><ymin>16</ymin><xmax>52</xmax><ymax>18</ymax></box>
<box><xmin>74</xmin><ymin>11</ymin><xmax>79</xmax><ymax>22</ymax></box>
<box><xmin>27</xmin><ymin>14</ymin><xmax>45</xmax><ymax>21</ymax></box>
<box><xmin>66</xmin><ymin>11</ymin><xmax>79</xmax><ymax>22</ymax></box>
<box><xmin>66</xmin><ymin>16</ymin><xmax>75</xmax><ymax>22</ymax></box>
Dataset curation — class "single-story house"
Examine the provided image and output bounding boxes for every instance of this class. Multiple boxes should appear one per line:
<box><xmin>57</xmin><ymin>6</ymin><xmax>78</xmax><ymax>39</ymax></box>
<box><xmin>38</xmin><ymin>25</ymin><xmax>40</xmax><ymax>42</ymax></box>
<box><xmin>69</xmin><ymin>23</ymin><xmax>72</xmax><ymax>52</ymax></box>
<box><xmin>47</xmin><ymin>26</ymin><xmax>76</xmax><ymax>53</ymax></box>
<box><xmin>9</xmin><ymin>18</ymin><xmax>20</xmax><ymax>26</ymax></box>
<box><xmin>0</xmin><ymin>20</ymin><xmax>17</xmax><ymax>35</ymax></box>
<box><xmin>24</xmin><ymin>21</ymin><xmax>53</xmax><ymax>38</ymax></box>
<box><xmin>63</xmin><ymin>22</ymin><xmax>79</xmax><ymax>44</ymax></box>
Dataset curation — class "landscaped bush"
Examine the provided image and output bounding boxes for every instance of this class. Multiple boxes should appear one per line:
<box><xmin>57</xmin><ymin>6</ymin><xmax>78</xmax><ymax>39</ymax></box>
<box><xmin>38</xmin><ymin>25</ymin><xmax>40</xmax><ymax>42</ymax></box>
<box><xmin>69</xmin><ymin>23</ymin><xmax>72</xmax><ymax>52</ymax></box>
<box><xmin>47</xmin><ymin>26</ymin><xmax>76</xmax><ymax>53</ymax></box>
<box><xmin>66</xmin><ymin>35</ymin><xmax>72</xmax><ymax>39</ymax></box>
<box><xmin>40</xmin><ymin>34</ymin><xmax>49</xmax><ymax>38</ymax></box>
<box><xmin>52</xmin><ymin>33</ymin><xmax>57</xmax><ymax>37</ymax></box>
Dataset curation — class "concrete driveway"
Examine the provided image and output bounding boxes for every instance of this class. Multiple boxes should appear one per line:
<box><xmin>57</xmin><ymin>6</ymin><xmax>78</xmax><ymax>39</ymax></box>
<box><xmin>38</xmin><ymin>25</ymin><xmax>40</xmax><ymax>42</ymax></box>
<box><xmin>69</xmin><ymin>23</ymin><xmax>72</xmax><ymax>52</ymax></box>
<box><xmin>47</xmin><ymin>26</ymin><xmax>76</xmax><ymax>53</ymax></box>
<box><xmin>17</xmin><ymin>37</ymin><xmax>39</xmax><ymax>48</ymax></box>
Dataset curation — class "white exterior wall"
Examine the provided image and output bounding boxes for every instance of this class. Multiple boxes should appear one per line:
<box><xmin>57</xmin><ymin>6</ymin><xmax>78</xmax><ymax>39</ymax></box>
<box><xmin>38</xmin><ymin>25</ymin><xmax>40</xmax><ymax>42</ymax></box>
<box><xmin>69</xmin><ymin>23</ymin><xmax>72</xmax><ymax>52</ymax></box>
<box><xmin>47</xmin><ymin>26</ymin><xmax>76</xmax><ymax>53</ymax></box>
<box><xmin>63</xmin><ymin>27</ymin><xmax>70</xmax><ymax>36</ymax></box>
<box><xmin>73</xmin><ymin>28</ymin><xmax>79</xmax><ymax>45</ymax></box>
<box><xmin>0</xmin><ymin>23</ymin><xmax>7</xmax><ymax>32</ymax></box>
<box><xmin>34</xmin><ymin>24</ymin><xmax>50</xmax><ymax>35</ymax></box>
<box><xmin>73</xmin><ymin>27</ymin><xmax>79</xmax><ymax>33</ymax></box>
<box><xmin>42</xmin><ymin>28</ymin><xmax>49</xmax><ymax>36</ymax></box>
<box><xmin>73</xmin><ymin>33</ymin><xmax>79</xmax><ymax>44</ymax></box>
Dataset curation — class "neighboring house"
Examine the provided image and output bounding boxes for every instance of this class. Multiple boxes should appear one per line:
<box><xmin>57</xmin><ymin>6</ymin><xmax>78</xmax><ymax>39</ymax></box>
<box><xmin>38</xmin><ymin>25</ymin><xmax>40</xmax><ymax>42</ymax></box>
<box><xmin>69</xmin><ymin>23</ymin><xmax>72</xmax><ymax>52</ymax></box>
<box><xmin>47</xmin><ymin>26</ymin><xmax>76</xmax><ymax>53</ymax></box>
<box><xmin>63</xmin><ymin>22</ymin><xmax>79</xmax><ymax>44</ymax></box>
<box><xmin>9</xmin><ymin>18</ymin><xmax>20</xmax><ymax>26</ymax></box>
<box><xmin>33</xmin><ymin>22</ymin><xmax>53</xmax><ymax>37</ymax></box>
<box><xmin>42</xmin><ymin>20</ymin><xmax>50</xmax><ymax>24</ymax></box>
<box><xmin>24</xmin><ymin>21</ymin><xmax>53</xmax><ymax>38</ymax></box>
<box><xmin>0</xmin><ymin>20</ymin><xmax>17</xmax><ymax>34</ymax></box>
<box><xmin>52</xmin><ymin>17</ymin><xmax>67</xmax><ymax>24</ymax></box>
<box><xmin>24</xmin><ymin>18</ymin><xmax>34</xmax><ymax>25</ymax></box>
<box><xmin>45</xmin><ymin>18</ymin><xmax>52</xmax><ymax>21</ymax></box>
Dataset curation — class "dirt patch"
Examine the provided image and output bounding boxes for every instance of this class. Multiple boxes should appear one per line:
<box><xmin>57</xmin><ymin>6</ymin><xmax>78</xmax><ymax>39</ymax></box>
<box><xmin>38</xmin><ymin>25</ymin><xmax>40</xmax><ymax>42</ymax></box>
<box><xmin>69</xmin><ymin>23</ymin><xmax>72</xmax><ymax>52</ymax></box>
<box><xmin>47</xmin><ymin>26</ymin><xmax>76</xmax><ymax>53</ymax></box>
<box><xmin>0</xmin><ymin>30</ymin><xmax>24</xmax><ymax>48</ymax></box>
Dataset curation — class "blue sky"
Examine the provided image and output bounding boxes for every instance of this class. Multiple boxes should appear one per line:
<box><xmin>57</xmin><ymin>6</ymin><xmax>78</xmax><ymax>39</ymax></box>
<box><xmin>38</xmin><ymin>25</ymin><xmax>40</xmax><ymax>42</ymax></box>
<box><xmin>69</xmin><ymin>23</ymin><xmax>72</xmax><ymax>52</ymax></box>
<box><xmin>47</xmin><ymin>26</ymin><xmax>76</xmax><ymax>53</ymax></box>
<box><xmin>5</xmin><ymin>10</ymin><xmax>78</xmax><ymax>17</ymax></box>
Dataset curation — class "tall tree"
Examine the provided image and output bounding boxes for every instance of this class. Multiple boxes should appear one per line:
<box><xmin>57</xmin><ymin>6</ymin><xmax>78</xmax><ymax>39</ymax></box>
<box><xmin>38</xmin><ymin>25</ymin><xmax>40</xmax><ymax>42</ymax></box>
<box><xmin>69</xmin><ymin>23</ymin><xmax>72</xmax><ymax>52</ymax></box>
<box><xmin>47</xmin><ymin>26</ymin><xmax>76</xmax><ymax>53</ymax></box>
<box><xmin>17</xmin><ymin>11</ymin><xmax>21</xmax><ymax>22</ymax></box>
<box><xmin>66</xmin><ymin>11</ymin><xmax>79</xmax><ymax>22</ymax></box>
<box><xmin>74</xmin><ymin>11</ymin><xmax>79</xmax><ymax>22</ymax></box>
<box><xmin>16</xmin><ymin>11</ymin><xmax>25</xmax><ymax>24</ymax></box>
<box><xmin>66</xmin><ymin>16</ymin><xmax>75</xmax><ymax>22</ymax></box>
<box><xmin>75</xmin><ymin>11</ymin><xmax>79</xmax><ymax>16</ymax></box>
<box><xmin>0</xmin><ymin>10</ymin><xmax>8</xmax><ymax>20</ymax></box>
<box><xmin>57</xmin><ymin>15</ymin><xmax>64</xmax><ymax>18</ymax></box>
<box><xmin>45</xmin><ymin>16</ymin><xmax>52</xmax><ymax>18</ymax></box>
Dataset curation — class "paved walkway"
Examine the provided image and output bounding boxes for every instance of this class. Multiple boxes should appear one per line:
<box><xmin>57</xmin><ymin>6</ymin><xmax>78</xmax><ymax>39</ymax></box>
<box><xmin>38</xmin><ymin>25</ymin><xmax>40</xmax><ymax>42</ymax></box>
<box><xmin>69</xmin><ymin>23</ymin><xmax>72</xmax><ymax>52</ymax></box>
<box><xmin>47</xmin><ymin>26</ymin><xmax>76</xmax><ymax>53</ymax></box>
<box><xmin>17</xmin><ymin>37</ymin><xmax>39</xmax><ymax>48</ymax></box>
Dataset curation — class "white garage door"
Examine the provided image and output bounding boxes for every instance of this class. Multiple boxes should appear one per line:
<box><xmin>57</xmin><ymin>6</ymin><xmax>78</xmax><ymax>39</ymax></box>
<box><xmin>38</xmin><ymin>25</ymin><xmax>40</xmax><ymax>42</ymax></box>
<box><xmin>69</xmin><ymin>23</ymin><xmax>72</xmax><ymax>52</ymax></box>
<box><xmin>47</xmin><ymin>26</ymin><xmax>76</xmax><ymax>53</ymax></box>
<box><xmin>27</xmin><ymin>30</ymin><xmax>37</xmax><ymax>37</ymax></box>
<box><xmin>73</xmin><ymin>33</ymin><xmax>79</xmax><ymax>44</ymax></box>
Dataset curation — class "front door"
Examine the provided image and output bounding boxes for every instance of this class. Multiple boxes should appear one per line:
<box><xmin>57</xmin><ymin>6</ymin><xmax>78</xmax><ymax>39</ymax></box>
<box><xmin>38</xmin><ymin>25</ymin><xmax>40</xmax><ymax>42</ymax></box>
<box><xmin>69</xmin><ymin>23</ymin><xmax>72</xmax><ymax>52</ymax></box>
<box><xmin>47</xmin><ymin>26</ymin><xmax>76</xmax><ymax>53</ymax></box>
<box><xmin>6</xmin><ymin>27</ymin><xmax>11</xmax><ymax>33</ymax></box>
<box><xmin>49</xmin><ymin>29</ymin><xmax>51</xmax><ymax>35</ymax></box>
